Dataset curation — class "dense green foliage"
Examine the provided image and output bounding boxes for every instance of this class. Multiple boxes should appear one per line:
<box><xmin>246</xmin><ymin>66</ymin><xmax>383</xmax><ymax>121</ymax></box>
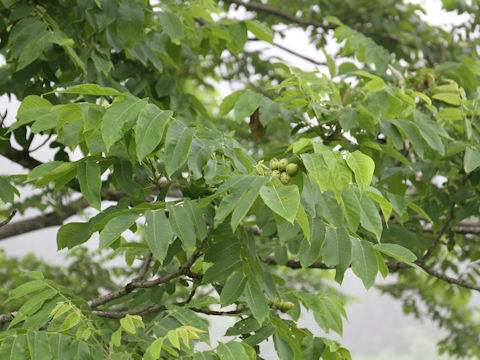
<box><xmin>1</xmin><ymin>0</ymin><xmax>480</xmax><ymax>358</ymax></box>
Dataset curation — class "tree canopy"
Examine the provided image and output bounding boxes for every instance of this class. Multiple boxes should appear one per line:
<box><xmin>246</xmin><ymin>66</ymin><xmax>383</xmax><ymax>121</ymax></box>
<box><xmin>1</xmin><ymin>0</ymin><xmax>480</xmax><ymax>358</ymax></box>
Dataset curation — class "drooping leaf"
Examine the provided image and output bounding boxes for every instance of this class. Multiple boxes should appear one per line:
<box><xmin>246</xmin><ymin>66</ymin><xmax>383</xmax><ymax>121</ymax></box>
<box><xmin>244</xmin><ymin>283</ymin><xmax>269</xmax><ymax>325</ymax></box>
<box><xmin>220</xmin><ymin>90</ymin><xmax>245</xmax><ymax>116</ymax></box>
<box><xmin>393</xmin><ymin>119</ymin><xmax>424</xmax><ymax>159</ymax></box>
<box><xmin>298</xmin><ymin>292</ymin><xmax>345</xmax><ymax>335</ymax></box>
<box><xmin>321</xmin><ymin>227</ymin><xmax>352</xmax><ymax>283</ymax></box>
<box><xmin>341</xmin><ymin>188</ymin><xmax>361</xmax><ymax>231</ymax></box>
<box><xmin>295</xmin><ymin>206</ymin><xmax>310</xmax><ymax>242</ymax></box>
<box><xmin>359</xmin><ymin>195</ymin><xmax>383</xmax><ymax>241</ymax></box>
<box><xmin>245</xmin><ymin>20</ymin><xmax>274</xmax><ymax>43</ymax></box>
<box><xmin>366</xmin><ymin>188</ymin><xmax>392</xmax><ymax>223</ymax></box>
<box><xmin>117</xmin><ymin>1</ymin><xmax>144</xmax><ymax>47</ymax></box>
<box><xmin>406</xmin><ymin>201</ymin><xmax>432</xmax><ymax>223</ymax></box>
<box><xmin>8</xmin><ymin>18</ymin><xmax>52</xmax><ymax>70</ymax></box>
<box><xmin>113</xmin><ymin>159</ymin><xmax>142</xmax><ymax>198</ymax></box>
<box><xmin>0</xmin><ymin>177</ymin><xmax>15</xmax><ymax>203</ymax></box>
<box><xmin>158</xmin><ymin>12</ymin><xmax>185</xmax><ymax>43</ymax></box>
<box><xmin>415</xmin><ymin>119</ymin><xmax>445</xmax><ymax>155</ymax></box>
<box><xmin>464</xmin><ymin>146</ymin><xmax>480</xmax><ymax>173</ymax></box>
<box><xmin>168</xmin><ymin>205</ymin><xmax>196</xmax><ymax>251</ymax></box>
<box><xmin>345</xmin><ymin>151</ymin><xmax>375</xmax><ymax>193</ymax></box>
<box><xmin>214</xmin><ymin>176</ymin><xmax>267</xmax><ymax>231</ymax></box>
<box><xmin>77</xmin><ymin>160</ymin><xmax>101</xmax><ymax>210</ymax></box>
<box><xmin>164</xmin><ymin>120</ymin><xmax>196</xmax><ymax>177</ymax></box>
<box><xmin>136</xmin><ymin>104</ymin><xmax>172</xmax><ymax>161</ymax></box>
<box><xmin>0</xmin><ymin>335</ymin><xmax>27</xmax><ymax>360</ymax></box>
<box><xmin>301</xmin><ymin>152</ymin><xmax>351</xmax><ymax>201</ymax></box>
<box><xmin>102</xmin><ymin>96</ymin><xmax>147</xmax><ymax>151</ymax></box>
<box><xmin>374</xmin><ymin>243</ymin><xmax>421</xmax><ymax>271</ymax></box>
<box><xmin>99</xmin><ymin>212</ymin><xmax>140</xmax><ymax>249</ymax></box>
<box><xmin>220</xmin><ymin>272</ymin><xmax>247</xmax><ymax>306</ymax></box>
<box><xmin>234</xmin><ymin>91</ymin><xmax>264</xmax><ymax>123</ymax></box>
<box><xmin>184</xmin><ymin>201</ymin><xmax>208</xmax><ymax>241</ymax></box>
<box><xmin>299</xmin><ymin>217</ymin><xmax>326</xmax><ymax>268</ymax></box>
<box><xmin>53</xmin><ymin>84</ymin><xmax>122</xmax><ymax>96</ymax></box>
<box><xmin>260</xmin><ymin>182</ymin><xmax>300</xmax><ymax>223</ymax></box>
<box><xmin>5</xmin><ymin>280</ymin><xmax>46</xmax><ymax>303</ymax></box>
<box><xmin>145</xmin><ymin>210</ymin><xmax>172</xmax><ymax>263</ymax></box>
<box><xmin>217</xmin><ymin>341</ymin><xmax>253</xmax><ymax>360</ymax></box>
<box><xmin>351</xmin><ymin>238</ymin><xmax>378</xmax><ymax>289</ymax></box>
<box><xmin>432</xmin><ymin>92</ymin><xmax>461</xmax><ymax>106</ymax></box>
<box><xmin>26</xmin><ymin>330</ymin><xmax>53</xmax><ymax>360</ymax></box>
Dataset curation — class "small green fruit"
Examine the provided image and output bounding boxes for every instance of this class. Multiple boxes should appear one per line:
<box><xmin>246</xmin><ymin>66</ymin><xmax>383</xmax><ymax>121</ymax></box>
<box><xmin>280</xmin><ymin>301</ymin><xmax>294</xmax><ymax>312</ymax></box>
<box><xmin>269</xmin><ymin>158</ymin><xmax>279</xmax><ymax>170</ymax></box>
<box><xmin>272</xmin><ymin>170</ymin><xmax>281</xmax><ymax>178</ymax></box>
<box><xmin>278</xmin><ymin>158</ymin><xmax>288</xmax><ymax>171</ymax></box>
<box><xmin>286</xmin><ymin>163</ymin><xmax>298</xmax><ymax>176</ymax></box>
<box><xmin>280</xmin><ymin>172</ymin><xmax>291</xmax><ymax>184</ymax></box>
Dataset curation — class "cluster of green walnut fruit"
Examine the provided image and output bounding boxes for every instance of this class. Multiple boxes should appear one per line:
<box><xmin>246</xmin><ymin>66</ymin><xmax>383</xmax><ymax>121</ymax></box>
<box><xmin>268</xmin><ymin>158</ymin><xmax>298</xmax><ymax>184</ymax></box>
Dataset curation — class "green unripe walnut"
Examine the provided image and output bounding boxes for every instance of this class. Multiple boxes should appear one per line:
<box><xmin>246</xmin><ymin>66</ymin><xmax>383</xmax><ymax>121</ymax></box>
<box><xmin>280</xmin><ymin>172</ymin><xmax>291</xmax><ymax>184</ymax></box>
<box><xmin>280</xmin><ymin>301</ymin><xmax>294</xmax><ymax>312</ymax></box>
<box><xmin>272</xmin><ymin>170</ymin><xmax>281</xmax><ymax>178</ymax></box>
<box><xmin>278</xmin><ymin>158</ymin><xmax>288</xmax><ymax>171</ymax></box>
<box><xmin>286</xmin><ymin>163</ymin><xmax>298</xmax><ymax>176</ymax></box>
<box><xmin>269</xmin><ymin>158</ymin><xmax>279</xmax><ymax>170</ymax></box>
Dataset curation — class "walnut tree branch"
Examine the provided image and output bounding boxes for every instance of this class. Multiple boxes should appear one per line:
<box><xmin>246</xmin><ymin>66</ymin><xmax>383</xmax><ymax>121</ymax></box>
<box><xmin>248</xmin><ymin>37</ymin><xmax>327</xmax><ymax>66</ymax></box>
<box><xmin>132</xmin><ymin>251</ymin><xmax>153</xmax><ymax>282</ymax></box>
<box><xmin>222</xmin><ymin>0</ymin><xmax>333</xmax><ymax>30</ymax></box>
<box><xmin>0</xmin><ymin>210</ymin><xmax>16</xmax><ymax>227</ymax></box>
<box><xmin>91</xmin><ymin>304</ymin><xmax>164</xmax><ymax>319</ymax></box>
<box><xmin>264</xmin><ymin>256</ymin><xmax>480</xmax><ymax>293</ymax></box>
<box><xmin>88</xmin><ymin>234</ymin><xmax>211</xmax><ymax>309</ymax></box>
<box><xmin>0</xmin><ymin>201</ymin><xmax>88</xmax><ymax>241</ymax></box>
<box><xmin>421</xmin><ymin>205</ymin><xmax>455</xmax><ymax>262</ymax></box>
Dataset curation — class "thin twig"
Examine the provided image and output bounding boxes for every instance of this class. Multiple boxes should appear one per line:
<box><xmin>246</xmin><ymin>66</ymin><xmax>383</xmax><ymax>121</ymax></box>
<box><xmin>248</xmin><ymin>37</ymin><xmax>327</xmax><ymax>66</ymax></box>
<box><xmin>421</xmin><ymin>205</ymin><xmax>455</xmax><ymax>262</ymax></box>
<box><xmin>0</xmin><ymin>210</ymin><xmax>16</xmax><ymax>227</ymax></box>
<box><xmin>222</xmin><ymin>0</ymin><xmax>333</xmax><ymax>30</ymax></box>
<box><xmin>417</xmin><ymin>262</ymin><xmax>480</xmax><ymax>292</ymax></box>
<box><xmin>132</xmin><ymin>251</ymin><xmax>153</xmax><ymax>282</ymax></box>
<box><xmin>0</xmin><ymin>109</ymin><xmax>7</xmax><ymax>127</ymax></box>
<box><xmin>29</xmin><ymin>134</ymin><xmax>52</xmax><ymax>153</ymax></box>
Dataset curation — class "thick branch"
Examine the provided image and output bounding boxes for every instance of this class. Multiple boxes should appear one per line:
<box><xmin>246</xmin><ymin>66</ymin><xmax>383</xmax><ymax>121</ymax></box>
<box><xmin>263</xmin><ymin>256</ymin><xmax>330</xmax><ymax>269</ymax></box>
<box><xmin>0</xmin><ymin>201</ymin><xmax>88</xmax><ymax>241</ymax></box>
<box><xmin>222</xmin><ymin>0</ymin><xmax>333</xmax><ymax>30</ymax></box>
<box><xmin>417</xmin><ymin>262</ymin><xmax>480</xmax><ymax>292</ymax></box>
<box><xmin>92</xmin><ymin>304</ymin><xmax>164</xmax><ymax>319</ymax></box>
<box><xmin>91</xmin><ymin>303</ymin><xmax>243</xmax><ymax>319</ymax></box>
<box><xmin>1</xmin><ymin>147</ymin><xmax>42</xmax><ymax>169</ymax></box>
<box><xmin>264</xmin><ymin>256</ymin><xmax>480</xmax><ymax>293</ymax></box>
<box><xmin>88</xmin><ymin>234</ymin><xmax>211</xmax><ymax>308</ymax></box>
<box><xmin>0</xmin><ymin>187</ymin><xmax>182</xmax><ymax>241</ymax></box>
